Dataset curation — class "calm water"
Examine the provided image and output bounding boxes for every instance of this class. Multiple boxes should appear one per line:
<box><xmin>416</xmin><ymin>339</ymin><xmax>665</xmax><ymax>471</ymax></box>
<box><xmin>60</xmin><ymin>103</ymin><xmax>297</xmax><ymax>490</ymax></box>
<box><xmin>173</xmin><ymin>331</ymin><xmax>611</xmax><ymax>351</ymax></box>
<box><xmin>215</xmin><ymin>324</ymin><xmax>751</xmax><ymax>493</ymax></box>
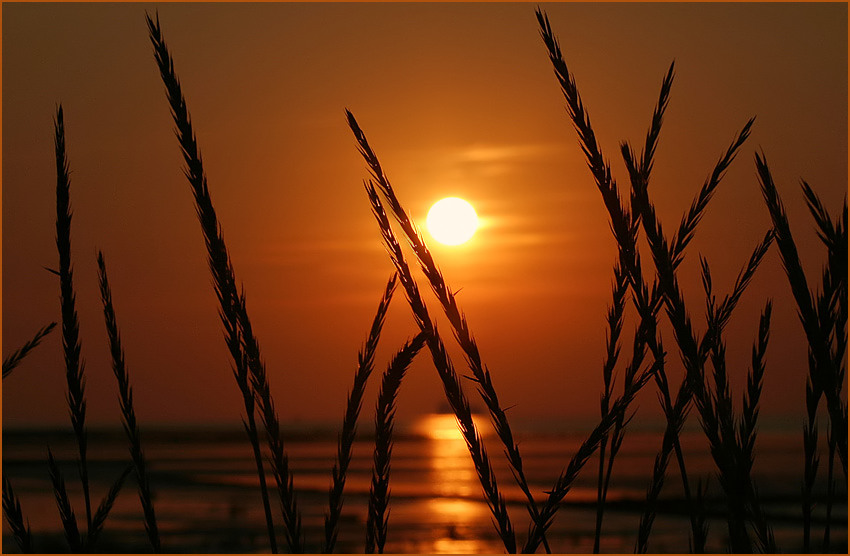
<box><xmin>2</xmin><ymin>415</ymin><xmax>846</xmax><ymax>553</ymax></box>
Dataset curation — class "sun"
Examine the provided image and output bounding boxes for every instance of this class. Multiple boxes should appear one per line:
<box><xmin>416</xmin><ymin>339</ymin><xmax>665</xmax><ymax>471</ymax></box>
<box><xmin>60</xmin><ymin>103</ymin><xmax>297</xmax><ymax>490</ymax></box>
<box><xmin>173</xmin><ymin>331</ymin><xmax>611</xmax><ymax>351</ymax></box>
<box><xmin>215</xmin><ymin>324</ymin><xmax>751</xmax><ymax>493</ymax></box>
<box><xmin>426</xmin><ymin>197</ymin><xmax>479</xmax><ymax>246</ymax></box>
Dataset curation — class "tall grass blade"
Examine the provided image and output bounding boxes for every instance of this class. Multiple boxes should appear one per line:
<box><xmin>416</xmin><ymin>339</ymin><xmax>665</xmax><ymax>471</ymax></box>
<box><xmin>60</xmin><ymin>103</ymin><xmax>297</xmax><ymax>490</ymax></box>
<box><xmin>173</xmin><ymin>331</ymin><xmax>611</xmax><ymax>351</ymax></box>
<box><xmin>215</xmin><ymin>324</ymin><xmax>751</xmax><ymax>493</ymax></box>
<box><xmin>755</xmin><ymin>153</ymin><xmax>847</xmax><ymax>475</ymax></box>
<box><xmin>740</xmin><ymin>302</ymin><xmax>776</xmax><ymax>552</ymax></box>
<box><xmin>3</xmin><ymin>477</ymin><xmax>33</xmax><ymax>553</ymax></box>
<box><xmin>54</xmin><ymin>104</ymin><xmax>93</xmax><ymax>532</ymax></box>
<box><xmin>363</xmin><ymin>180</ymin><xmax>517</xmax><ymax>552</ymax></box>
<box><xmin>366</xmin><ymin>332</ymin><xmax>427</xmax><ymax>554</ymax></box>
<box><xmin>2</xmin><ymin>322</ymin><xmax>57</xmax><ymax>379</ymax></box>
<box><xmin>97</xmin><ymin>252</ymin><xmax>161</xmax><ymax>551</ymax></box>
<box><xmin>145</xmin><ymin>12</ymin><xmax>286</xmax><ymax>552</ymax></box>
<box><xmin>47</xmin><ymin>448</ymin><xmax>82</xmax><ymax>552</ymax></box>
<box><xmin>323</xmin><ymin>274</ymin><xmax>397</xmax><ymax>553</ymax></box>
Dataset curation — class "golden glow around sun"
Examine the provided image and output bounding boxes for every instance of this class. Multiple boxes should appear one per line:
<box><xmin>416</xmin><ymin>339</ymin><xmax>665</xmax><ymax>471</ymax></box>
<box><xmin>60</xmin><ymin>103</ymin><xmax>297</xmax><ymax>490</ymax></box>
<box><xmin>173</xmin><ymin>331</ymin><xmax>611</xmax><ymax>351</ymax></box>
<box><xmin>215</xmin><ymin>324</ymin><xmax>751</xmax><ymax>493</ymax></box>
<box><xmin>426</xmin><ymin>197</ymin><xmax>479</xmax><ymax>246</ymax></box>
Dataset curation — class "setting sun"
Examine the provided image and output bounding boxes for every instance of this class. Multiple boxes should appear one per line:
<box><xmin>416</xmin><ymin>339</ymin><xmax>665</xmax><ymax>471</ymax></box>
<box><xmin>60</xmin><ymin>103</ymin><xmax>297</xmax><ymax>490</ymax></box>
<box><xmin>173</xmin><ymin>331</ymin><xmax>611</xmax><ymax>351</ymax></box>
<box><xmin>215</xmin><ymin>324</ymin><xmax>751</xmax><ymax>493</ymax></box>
<box><xmin>426</xmin><ymin>197</ymin><xmax>479</xmax><ymax>246</ymax></box>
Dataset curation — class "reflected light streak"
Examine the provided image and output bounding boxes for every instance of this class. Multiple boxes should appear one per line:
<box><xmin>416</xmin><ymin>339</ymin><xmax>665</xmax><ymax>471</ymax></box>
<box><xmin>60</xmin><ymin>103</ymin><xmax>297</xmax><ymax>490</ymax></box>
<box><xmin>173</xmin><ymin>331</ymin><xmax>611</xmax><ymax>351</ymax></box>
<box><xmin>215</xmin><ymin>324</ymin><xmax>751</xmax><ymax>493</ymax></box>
<box><xmin>416</xmin><ymin>412</ymin><xmax>493</xmax><ymax>512</ymax></box>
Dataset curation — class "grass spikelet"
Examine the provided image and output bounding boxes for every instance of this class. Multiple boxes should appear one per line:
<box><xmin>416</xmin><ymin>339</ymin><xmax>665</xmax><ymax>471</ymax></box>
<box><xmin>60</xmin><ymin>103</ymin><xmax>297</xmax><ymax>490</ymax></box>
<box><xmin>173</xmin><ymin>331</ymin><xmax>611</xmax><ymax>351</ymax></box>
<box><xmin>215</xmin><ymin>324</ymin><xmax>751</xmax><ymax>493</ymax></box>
<box><xmin>668</xmin><ymin>119</ymin><xmax>755</xmax><ymax>269</ymax></box>
<box><xmin>366</xmin><ymin>332</ymin><xmax>427</xmax><ymax>554</ymax></box>
<box><xmin>756</xmin><ymin>153</ymin><xmax>847</xmax><ymax>474</ymax></box>
<box><xmin>348</xmin><ymin>109</ymin><xmax>543</xmax><ymax>551</ymax></box>
<box><xmin>54</xmin><ymin>104</ymin><xmax>93</xmax><ymax>532</ymax></box>
<box><xmin>536</xmin><ymin>9</ymin><xmax>633</xmax><ymax>250</ymax></box>
<box><xmin>85</xmin><ymin>464</ymin><xmax>132</xmax><ymax>549</ymax></box>
<box><xmin>97</xmin><ymin>251</ymin><xmax>161</xmax><ymax>551</ymax></box>
<box><xmin>47</xmin><ymin>448</ymin><xmax>82</xmax><ymax>552</ymax></box>
<box><xmin>323</xmin><ymin>274</ymin><xmax>397</xmax><ymax>553</ymax></box>
<box><xmin>363</xmin><ymin>179</ymin><xmax>516</xmax><ymax>553</ymax></box>
<box><xmin>739</xmin><ymin>302</ymin><xmax>772</xmax><ymax>470</ymax></box>
<box><xmin>700</xmin><ymin>230</ymin><xmax>775</xmax><ymax>354</ymax></box>
<box><xmin>145</xmin><ymin>12</ymin><xmax>285</xmax><ymax>552</ymax></box>
<box><xmin>3</xmin><ymin>477</ymin><xmax>33</xmax><ymax>553</ymax></box>
<box><xmin>2</xmin><ymin>322</ymin><xmax>57</xmax><ymax>379</ymax></box>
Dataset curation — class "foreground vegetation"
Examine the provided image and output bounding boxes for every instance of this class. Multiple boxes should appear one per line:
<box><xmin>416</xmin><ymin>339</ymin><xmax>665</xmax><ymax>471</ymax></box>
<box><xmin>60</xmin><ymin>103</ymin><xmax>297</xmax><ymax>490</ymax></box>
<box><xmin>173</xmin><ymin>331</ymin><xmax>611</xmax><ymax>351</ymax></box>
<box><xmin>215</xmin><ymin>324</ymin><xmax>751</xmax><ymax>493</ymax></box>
<box><xmin>3</xmin><ymin>8</ymin><xmax>846</xmax><ymax>554</ymax></box>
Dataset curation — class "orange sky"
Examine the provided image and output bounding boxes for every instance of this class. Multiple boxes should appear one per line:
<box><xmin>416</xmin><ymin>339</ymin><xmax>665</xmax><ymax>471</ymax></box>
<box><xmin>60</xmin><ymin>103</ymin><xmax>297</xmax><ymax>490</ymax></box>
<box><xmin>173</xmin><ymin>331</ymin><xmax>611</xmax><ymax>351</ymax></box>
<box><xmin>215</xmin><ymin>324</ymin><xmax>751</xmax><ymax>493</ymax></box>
<box><xmin>2</xmin><ymin>2</ymin><xmax>847</xmax><ymax>428</ymax></box>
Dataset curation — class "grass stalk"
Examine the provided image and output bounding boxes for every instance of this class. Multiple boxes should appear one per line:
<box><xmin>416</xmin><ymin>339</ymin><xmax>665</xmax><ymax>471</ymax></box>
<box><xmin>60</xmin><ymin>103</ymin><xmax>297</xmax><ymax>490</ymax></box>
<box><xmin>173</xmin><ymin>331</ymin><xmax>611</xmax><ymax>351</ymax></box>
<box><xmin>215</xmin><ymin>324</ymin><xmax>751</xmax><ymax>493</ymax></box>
<box><xmin>323</xmin><ymin>274</ymin><xmax>397</xmax><ymax>553</ymax></box>
<box><xmin>236</xmin><ymin>298</ymin><xmax>303</xmax><ymax>552</ymax></box>
<box><xmin>54</xmin><ymin>104</ymin><xmax>93</xmax><ymax>533</ymax></box>
<box><xmin>739</xmin><ymin>302</ymin><xmax>772</xmax><ymax>478</ymax></box>
<box><xmin>822</xmin><ymin>430</ymin><xmax>837</xmax><ymax>552</ymax></box>
<box><xmin>756</xmin><ymin>154</ymin><xmax>847</xmax><ymax>475</ymax></box>
<box><xmin>97</xmin><ymin>252</ymin><xmax>161</xmax><ymax>551</ymax></box>
<box><xmin>85</xmin><ymin>465</ymin><xmax>132</xmax><ymax>549</ymax></box>
<box><xmin>366</xmin><ymin>332</ymin><xmax>427</xmax><ymax>554</ymax></box>
<box><xmin>799</xmin><ymin>181</ymin><xmax>846</xmax><ymax>552</ymax></box>
<box><xmin>47</xmin><ymin>448</ymin><xmax>83</xmax><ymax>552</ymax></box>
<box><xmin>2</xmin><ymin>322</ymin><xmax>57</xmax><ymax>379</ymax></box>
<box><xmin>3</xmin><ymin>477</ymin><xmax>33</xmax><ymax>553</ymax></box>
<box><xmin>593</xmin><ymin>263</ymin><xmax>629</xmax><ymax>553</ymax></box>
<box><xmin>145</xmin><ymin>13</ymin><xmax>287</xmax><ymax>552</ymax></box>
<box><xmin>363</xmin><ymin>179</ymin><xmax>517</xmax><ymax>552</ymax></box>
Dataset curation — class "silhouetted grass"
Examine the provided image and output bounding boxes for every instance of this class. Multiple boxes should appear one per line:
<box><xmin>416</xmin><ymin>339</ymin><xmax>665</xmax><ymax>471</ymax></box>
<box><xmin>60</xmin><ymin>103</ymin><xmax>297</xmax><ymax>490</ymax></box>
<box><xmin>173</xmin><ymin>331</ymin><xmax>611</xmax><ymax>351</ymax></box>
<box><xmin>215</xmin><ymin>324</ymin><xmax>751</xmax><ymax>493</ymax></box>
<box><xmin>756</xmin><ymin>154</ymin><xmax>848</xmax><ymax>551</ymax></box>
<box><xmin>47</xmin><ymin>448</ymin><xmax>82</xmax><ymax>552</ymax></box>
<box><xmin>536</xmin><ymin>11</ymin><xmax>704</xmax><ymax>550</ymax></box>
<box><xmin>323</xmin><ymin>274</ymin><xmax>397</xmax><ymax>553</ymax></box>
<box><xmin>6</xmin><ymin>9</ymin><xmax>845</xmax><ymax>555</ymax></box>
<box><xmin>97</xmin><ymin>252</ymin><xmax>161</xmax><ymax>551</ymax></box>
<box><xmin>537</xmin><ymin>8</ymin><xmax>790</xmax><ymax>552</ymax></box>
<box><xmin>86</xmin><ymin>465</ymin><xmax>133</xmax><ymax>549</ymax></box>
<box><xmin>523</xmin><ymin>361</ymin><xmax>658</xmax><ymax>553</ymax></box>
<box><xmin>2</xmin><ymin>477</ymin><xmax>33</xmax><ymax>553</ymax></box>
<box><xmin>2</xmin><ymin>322</ymin><xmax>56</xmax><ymax>379</ymax></box>
<box><xmin>145</xmin><ymin>12</ymin><xmax>286</xmax><ymax>552</ymax></box>
<box><xmin>593</xmin><ymin>263</ymin><xmax>629</xmax><ymax>553</ymax></box>
<box><xmin>54</xmin><ymin>105</ymin><xmax>93</xmax><ymax>533</ymax></box>
<box><xmin>366</xmin><ymin>331</ymin><xmax>427</xmax><ymax>553</ymax></box>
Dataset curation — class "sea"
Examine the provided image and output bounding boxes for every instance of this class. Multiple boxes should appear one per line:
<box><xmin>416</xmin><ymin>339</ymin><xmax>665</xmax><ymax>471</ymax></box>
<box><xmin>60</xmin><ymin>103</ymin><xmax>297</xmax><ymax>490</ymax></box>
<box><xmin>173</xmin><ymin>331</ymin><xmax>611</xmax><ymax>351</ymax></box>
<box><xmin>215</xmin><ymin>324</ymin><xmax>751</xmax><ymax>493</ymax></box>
<box><xmin>2</xmin><ymin>414</ymin><xmax>846</xmax><ymax>553</ymax></box>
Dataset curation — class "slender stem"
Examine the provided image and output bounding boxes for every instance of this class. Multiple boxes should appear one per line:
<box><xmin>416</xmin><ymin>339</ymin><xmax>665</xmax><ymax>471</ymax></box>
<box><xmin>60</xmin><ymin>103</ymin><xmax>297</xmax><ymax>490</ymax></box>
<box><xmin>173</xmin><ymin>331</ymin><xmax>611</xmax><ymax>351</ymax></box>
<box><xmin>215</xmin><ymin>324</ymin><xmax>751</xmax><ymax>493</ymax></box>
<box><xmin>97</xmin><ymin>252</ymin><xmax>162</xmax><ymax>551</ymax></box>
<box><xmin>53</xmin><ymin>105</ymin><xmax>92</xmax><ymax>532</ymax></box>
<box><xmin>145</xmin><ymin>13</ymin><xmax>285</xmax><ymax>552</ymax></box>
<box><xmin>366</xmin><ymin>332</ymin><xmax>427</xmax><ymax>553</ymax></box>
<box><xmin>2</xmin><ymin>322</ymin><xmax>57</xmax><ymax>379</ymax></box>
<box><xmin>324</xmin><ymin>274</ymin><xmax>397</xmax><ymax>553</ymax></box>
<box><xmin>3</xmin><ymin>477</ymin><xmax>34</xmax><ymax>553</ymax></box>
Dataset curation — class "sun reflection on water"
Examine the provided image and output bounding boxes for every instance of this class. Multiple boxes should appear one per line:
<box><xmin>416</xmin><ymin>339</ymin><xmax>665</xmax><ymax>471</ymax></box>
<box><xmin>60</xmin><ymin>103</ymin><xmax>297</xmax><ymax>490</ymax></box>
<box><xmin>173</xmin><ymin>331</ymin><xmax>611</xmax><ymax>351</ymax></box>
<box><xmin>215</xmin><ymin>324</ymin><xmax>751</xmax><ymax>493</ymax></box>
<box><xmin>412</xmin><ymin>413</ymin><xmax>494</xmax><ymax>552</ymax></box>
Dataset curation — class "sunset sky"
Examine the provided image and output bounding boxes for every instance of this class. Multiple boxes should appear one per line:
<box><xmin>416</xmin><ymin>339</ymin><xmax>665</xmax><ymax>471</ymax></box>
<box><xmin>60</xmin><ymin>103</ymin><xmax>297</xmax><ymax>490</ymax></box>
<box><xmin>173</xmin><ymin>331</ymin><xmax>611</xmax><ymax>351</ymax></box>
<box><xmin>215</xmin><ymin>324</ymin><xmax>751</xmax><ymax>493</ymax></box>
<box><xmin>2</xmin><ymin>2</ymin><xmax>847</xmax><ymax>429</ymax></box>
